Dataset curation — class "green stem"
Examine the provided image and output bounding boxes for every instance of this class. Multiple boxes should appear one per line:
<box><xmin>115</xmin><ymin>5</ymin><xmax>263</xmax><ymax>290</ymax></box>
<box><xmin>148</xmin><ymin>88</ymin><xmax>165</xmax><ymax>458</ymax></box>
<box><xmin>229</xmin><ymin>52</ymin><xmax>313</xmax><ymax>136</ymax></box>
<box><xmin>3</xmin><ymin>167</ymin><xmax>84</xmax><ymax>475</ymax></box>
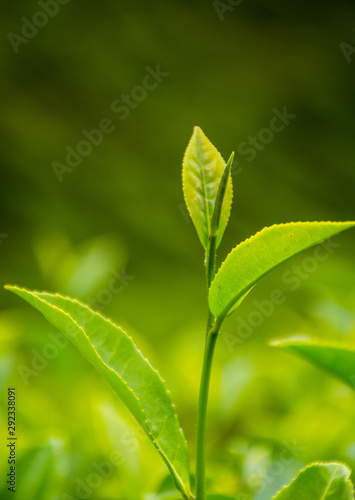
<box><xmin>195</xmin><ymin>235</ymin><xmax>217</xmax><ymax>500</ymax></box>
<box><xmin>195</xmin><ymin>154</ymin><xmax>233</xmax><ymax>499</ymax></box>
<box><xmin>195</xmin><ymin>324</ymin><xmax>219</xmax><ymax>500</ymax></box>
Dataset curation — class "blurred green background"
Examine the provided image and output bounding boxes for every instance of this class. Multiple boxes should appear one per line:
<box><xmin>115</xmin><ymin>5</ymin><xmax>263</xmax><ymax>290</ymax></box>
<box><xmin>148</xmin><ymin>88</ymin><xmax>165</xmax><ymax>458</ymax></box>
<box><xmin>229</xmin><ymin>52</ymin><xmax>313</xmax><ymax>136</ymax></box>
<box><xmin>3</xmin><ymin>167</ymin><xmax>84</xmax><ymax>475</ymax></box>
<box><xmin>1</xmin><ymin>1</ymin><xmax>355</xmax><ymax>499</ymax></box>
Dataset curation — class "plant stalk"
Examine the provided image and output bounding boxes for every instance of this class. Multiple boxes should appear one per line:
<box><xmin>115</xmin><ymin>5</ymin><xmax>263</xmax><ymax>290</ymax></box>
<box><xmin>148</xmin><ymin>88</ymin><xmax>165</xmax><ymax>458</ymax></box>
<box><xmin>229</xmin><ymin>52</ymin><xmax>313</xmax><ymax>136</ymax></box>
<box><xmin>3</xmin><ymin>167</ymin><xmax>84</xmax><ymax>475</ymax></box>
<box><xmin>195</xmin><ymin>324</ymin><xmax>219</xmax><ymax>500</ymax></box>
<box><xmin>195</xmin><ymin>155</ymin><xmax>232</xmax><ymax>499</ymax></box>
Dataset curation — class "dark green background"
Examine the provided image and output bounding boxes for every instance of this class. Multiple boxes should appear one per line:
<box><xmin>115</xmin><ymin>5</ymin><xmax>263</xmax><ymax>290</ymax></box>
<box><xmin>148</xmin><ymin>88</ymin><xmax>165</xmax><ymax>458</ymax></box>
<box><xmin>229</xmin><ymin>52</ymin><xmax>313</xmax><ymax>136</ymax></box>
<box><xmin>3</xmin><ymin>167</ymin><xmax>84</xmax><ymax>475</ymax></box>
<box><xmin>1</xmin><ymin>1</ymin><xmax>355</xmax><ymax>499</ymax></box>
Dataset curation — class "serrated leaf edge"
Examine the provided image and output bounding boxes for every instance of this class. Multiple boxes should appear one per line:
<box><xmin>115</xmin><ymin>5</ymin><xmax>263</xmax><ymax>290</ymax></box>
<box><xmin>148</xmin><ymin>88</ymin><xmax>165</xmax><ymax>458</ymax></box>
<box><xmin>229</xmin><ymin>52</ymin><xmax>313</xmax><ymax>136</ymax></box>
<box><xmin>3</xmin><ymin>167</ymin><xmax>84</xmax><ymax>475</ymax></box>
<box><xmin>5</xmin><ymin>285</ymin><xmax>190</xmax><ymax>497</ymax></box>
<box><xmin>209</xmin><ymin>221</ymin><xmax>355</xmax><ymax>320</ymax></box>
<box><xmin>272</xmin><ymin>462</ymin><xmax>354</xmax><ymax>499</ymax></box>
<box><xmin>216</xmin><ymin>151</ymin><xmax>233</xmax><ymax>249</ymax></box>
<box><xmin>182</xmin><ymin>126</ymin><xmax>233</xmax><ymax>249</ymax></box>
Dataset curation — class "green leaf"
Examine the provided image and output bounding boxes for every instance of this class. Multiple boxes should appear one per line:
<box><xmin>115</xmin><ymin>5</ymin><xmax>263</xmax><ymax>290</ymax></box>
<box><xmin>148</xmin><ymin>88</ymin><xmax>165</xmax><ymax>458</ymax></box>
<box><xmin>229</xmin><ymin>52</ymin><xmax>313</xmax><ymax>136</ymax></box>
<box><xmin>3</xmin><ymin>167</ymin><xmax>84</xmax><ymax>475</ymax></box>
<box><xmin>209</xmin><ymin>221</ymin><xmax>355</xmax><ymax>321</ymax></box>
<box><xmin>5</xmin><ymin>285</ymin><xmax>191</xmax><ymax>499</ymax></box>
<box><xmin>272</xmin><ymin>338</ymin><xmax>355</xmax><ymax>389</ymax></box>
<box><xmin>182</xmin><ymin>126</ymin><xmax>233</xmax><ymax>249</ymax></box>
<box><xmin>272</xmin><ymin>462</ymin><xmax>354</xmax><ymax>499</ymax></box>
<box><xmin>210</xmin><ymin>152</ymin><xmax>234</xmax><ymax>239</ymax></box>
<box><xmin>149</xmin><ymin>494</ymin><xmax>183</xmax><ymax>500</ymax></box>
<box><xmin>1</xmin><ymin>441</ymin><xmax>55</xmax><ymax>500</ymax></box>
<box><xmin>150</xmin><ymin>494</ymin><xmax>234</xmax><ymax>500</ymax></box>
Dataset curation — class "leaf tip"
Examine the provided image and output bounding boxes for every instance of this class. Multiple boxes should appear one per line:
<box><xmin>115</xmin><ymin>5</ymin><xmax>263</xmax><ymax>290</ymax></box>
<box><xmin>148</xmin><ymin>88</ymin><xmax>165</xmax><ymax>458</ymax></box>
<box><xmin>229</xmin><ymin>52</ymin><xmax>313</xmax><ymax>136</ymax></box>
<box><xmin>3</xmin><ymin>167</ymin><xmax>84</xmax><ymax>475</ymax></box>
<box><xmin>270</xmin><ymin>335</ymin><xmax>312</xmax><ymax>347</ymax></box>
<box><xmin>4</xmin><ymin>284</ymin><xmax>19</xmax><ymax>292</ymax></box>
<box><xmin>192</xmin><ymin>126</ymin><xmax>208</xmax><ymax>144</ymax></box>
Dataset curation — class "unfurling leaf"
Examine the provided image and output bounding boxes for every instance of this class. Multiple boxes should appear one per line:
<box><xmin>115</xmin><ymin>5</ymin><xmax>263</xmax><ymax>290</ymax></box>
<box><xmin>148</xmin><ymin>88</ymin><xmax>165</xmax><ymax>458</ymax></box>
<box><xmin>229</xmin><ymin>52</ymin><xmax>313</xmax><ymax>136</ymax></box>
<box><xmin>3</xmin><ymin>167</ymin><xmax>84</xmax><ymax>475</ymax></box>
<box><xmin>272</xmin><ymin>462</ymin><xmax>354</xmax><ymax>499</ymax></box>
<box><xmin>209</xmin><ymin>221</ymin><xmax>355</xmax><ymax>321</ymax></box>
<box><xmin>5</xmin><ymin>285</ymin><xmax>191</xmax><ymax>499</ymax></box>
<box><xmin>183</xmin><ymin>126</ymin><xmax>233</xmax><ymax>249</ymax></box>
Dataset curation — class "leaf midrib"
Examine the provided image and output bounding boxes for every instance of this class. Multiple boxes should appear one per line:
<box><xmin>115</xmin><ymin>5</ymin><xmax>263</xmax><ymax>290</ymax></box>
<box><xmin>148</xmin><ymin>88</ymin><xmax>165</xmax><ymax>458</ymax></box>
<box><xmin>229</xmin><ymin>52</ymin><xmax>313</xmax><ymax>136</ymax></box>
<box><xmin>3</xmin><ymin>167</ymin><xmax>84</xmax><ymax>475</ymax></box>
<box><xmin>212</xmin><ymin>222</ymin><xmax>350</xmax><ymax>320</ymax></box>
<box><xmin>320</xmin><ymin>466</ymin><xmax>338</xmax><ymax>500</ymax></box>
<box><xmin>195</xmin><ymin>129</ymin><xmax>211</xmax><ymax>239</ymax></box>
<box><xmin>10</xmin><ymin>287</ymin><xmax>189</xmax><ymax>495</ymax></box>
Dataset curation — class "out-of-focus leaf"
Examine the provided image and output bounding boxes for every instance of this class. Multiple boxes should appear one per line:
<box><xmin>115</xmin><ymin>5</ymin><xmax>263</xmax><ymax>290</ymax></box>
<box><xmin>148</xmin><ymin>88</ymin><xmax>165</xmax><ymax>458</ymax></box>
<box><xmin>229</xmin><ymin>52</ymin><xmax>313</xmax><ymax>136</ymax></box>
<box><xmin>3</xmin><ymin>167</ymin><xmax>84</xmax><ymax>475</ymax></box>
<box><xmin>272</xmin><ymin>462</ymin><xmax>354</xmax><ymax>499</ymax></box>
<box><xmin>5</xmin><ymin>285</ymin><xmax>191</xmax><ymax>499</ymax></box>
<box><xmin>209</xmin><ymin>222</ymin><xmax>355</xmax><ymax>321</ymax></box>
<box><xmin>272</xmin><ymin>338</ymin><xmax>355</xmax><ymax>389</ymax></box>
<box><xmin>148</xmin><ymin>493</ymin><xmax>182</xmax><ymax>500</ymax></box>
<box><xmin>14</xmin><ymin>442</ymin><xmax>55</xmax><ymax>500</ymax></box>
<box><xmin>182</xmin><ymin>126</ymin><xmax>233</xmax><ymax>249</ymax></box>
<box><xmin>207</xmin><ymin>496</ymin><xmax>236</xmax><ymax>499</ymax></box>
